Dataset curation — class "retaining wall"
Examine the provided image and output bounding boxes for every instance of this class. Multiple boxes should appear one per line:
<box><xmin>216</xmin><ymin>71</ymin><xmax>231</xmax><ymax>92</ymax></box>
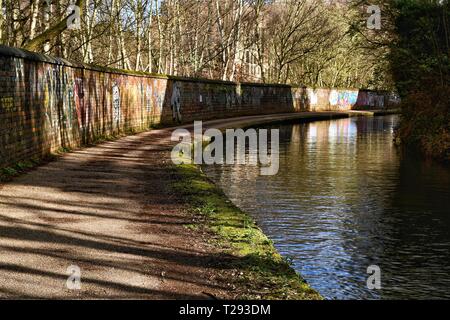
<box><xmin>0</xmin><ymin>45</ymin><xmax>394</xmax><ymax>168</ymax></box>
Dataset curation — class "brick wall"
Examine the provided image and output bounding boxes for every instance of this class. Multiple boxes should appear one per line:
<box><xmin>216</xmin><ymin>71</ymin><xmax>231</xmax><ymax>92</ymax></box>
<box><xmin>292</xmin><ymin>87</ymin><xmax>362</xmax><ymax>111</ymax></box>
<box><xmin>0</xmin><ymin>46</ymin><xmax>298</xmax><ymax>168</ymax></box>
<box><xmin>0</xmin><ymin>45</ymin><xmax>392</xmax><ymax>169</ymax></box>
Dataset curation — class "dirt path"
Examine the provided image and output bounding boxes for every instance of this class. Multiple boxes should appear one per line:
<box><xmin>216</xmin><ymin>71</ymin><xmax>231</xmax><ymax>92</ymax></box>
<box><xmin>0</xmin><ymin>112</ymin><xmax>346</xmax><ymax>299</ymax></box>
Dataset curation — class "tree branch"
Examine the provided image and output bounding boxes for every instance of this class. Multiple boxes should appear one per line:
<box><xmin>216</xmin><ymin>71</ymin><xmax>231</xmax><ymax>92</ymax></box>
<box><xmin>24</xmin><ymin>0</ymin><xmax>86</xmax><ymax>52</ymax></box>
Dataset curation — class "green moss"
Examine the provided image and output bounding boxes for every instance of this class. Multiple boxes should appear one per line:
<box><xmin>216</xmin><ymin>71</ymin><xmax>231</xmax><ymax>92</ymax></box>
<box><xmin>172</xmin><ymin>163</ymin><xmax>322</xmax><ymax>300</ymax></box>
<box><xmin>184</xmin><ymin>224</ymin><xmax>200</xmax><ymax>231</ymax></box>
<box><xmin>1</xmin><ymin>167</ymin><xmax>18</xmax><ymax>178</ymax></box>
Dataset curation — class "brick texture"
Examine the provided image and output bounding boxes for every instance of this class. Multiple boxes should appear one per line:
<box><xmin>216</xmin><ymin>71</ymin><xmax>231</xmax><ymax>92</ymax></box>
<box><xmin>0</xmin><ymin>45</ymin><xmax>391</xmax><ymax>169</ymax></box>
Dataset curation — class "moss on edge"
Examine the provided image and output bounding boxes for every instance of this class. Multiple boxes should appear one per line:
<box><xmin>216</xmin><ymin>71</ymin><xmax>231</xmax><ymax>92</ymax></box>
<box><xmin>172</xmin><ymin>163</ymin><xmax>322</xmax><ymax>300</ymax></box>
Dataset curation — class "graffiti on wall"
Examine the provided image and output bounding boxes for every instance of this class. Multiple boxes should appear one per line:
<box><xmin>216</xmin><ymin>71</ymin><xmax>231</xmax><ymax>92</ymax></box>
<box><xmin>369</xmin><ymin>93</ymin><xmax>384</xmax><ymax>108</ymax></box>
<box><xmin>146</xmin><ymin>85</ymin><xmax>153</xmax><ymax>113</ymax></box>
<box><xmin>112</xmin><ymin>82</ymin><xmax>121</xmax><ymax>126</ymax></box>
<box><xmin>65</xmin><ymin>86</ymin><xmax>75</xmax><ymax>128</ymax></box>
<box><xmin>337</xmin><ymin>91</ymin><xmax>358</xmax><ymax>109</ymax></box>
<box><xmin>13</xmin><ymin>58</ymin><xmax>24</xmax><ymax>81</ymax></box>
<box><xmin>33</xmin><ymin>65</ymin><xmax>75</xmax><ymax>133</ymax></box>
<box><xmin>307</xmin><ymin>89</ymin><xmax>318</xmax><ymax>106</ymax></box>
<box><xmin>241</xmin><ymin>87</ymin><xmax>262</xmax><ymax>106</ymax></box>
<box><xmin>171</xmin><ymin>81</ymin><xmax>182</xmax><ymax>122</ymax></box>
<box><xmin>140</xmin><ymin>82</ymin><xmax>145</xmax><ymax>114</ymax></box>
<box><xmin>153</xmin><ymin>79</ymin><xmax>164</xmax><ymax>112</ymax></box>
<box><xmin>41</xmin><ymin>65</ymin><xmax>76</xmax><ymax>130</ymax></box>
<box><xmin>225</xmin><ymin>90</ymin><xmax>234</xmax><ymax>109</ymax></box>
<box><xmin>329</xmin><ymin>90</ymin><xmax>358</xmax><ymax>109</ymax></box>
<box><xmin>236</xmin><ymin>84</ymin><xmax>242</xmax><ymax>105</ymax></box>
<box><xmin>329</xmin><ymin>90</ymin><xmax>339</xmax><ymax>106</ymax></box>
<box><xmin>0</xmin><ymin>97</ymin><xmax>15</xmax><ymax>112</ymax></box>
<box><xmin>44</xmin><ymin>67</ymin><xmax>59</xmax><ymax>129</ymax></box>
<box><xmin>59</xmin><ymin>69</ymin><xmax>75</xmax><ymax>129</ymax></box>
<box><xmin>74</xmin><ymin>77</ymin><xmax>85</xmax><ymax>129</ymax></box>
<box><xmin>355</xmin><ymin>90</ymin><xmax>389</xmax><ymax>109</ymax></box>
<box><xmin>253</xmin><ymin>87</ymin><xmax>263</xmax><ymax>106</ymax></box>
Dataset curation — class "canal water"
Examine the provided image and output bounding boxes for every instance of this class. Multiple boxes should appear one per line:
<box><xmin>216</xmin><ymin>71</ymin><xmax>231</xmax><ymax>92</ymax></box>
<box><xmin>203</xmin><ymin>115</ymin><xmax>450</xmax><ymax>300</ymax></box>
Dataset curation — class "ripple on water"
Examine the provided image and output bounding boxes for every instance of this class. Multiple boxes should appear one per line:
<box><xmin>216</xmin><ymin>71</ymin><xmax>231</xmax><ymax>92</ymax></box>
<box><xmin>204</xmin><ymin>115</ymin><xmax>450</xmax><ymax>300</ymax></box>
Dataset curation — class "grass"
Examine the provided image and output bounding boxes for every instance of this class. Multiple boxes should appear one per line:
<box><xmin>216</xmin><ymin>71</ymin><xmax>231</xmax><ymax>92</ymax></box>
<box><xmin>172</xmin><ymin>163</ymin><xmax>322</xmax><ymax>300</ymax></box>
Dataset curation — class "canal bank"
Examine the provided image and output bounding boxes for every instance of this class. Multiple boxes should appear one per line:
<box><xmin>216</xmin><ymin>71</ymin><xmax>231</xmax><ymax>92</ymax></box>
<box><xmin>165</xmin><ymin>111</ymin><xmax>399</xmax><ymax>299</ymax></box>
<box><xmin>0</xmin><ymin>111</ymin><xmax>391</xmax><ymax>299</ymax></box>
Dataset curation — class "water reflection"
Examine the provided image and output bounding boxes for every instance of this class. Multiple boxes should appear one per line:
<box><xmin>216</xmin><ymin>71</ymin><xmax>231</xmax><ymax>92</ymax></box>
<box><xmin>203</xmin><ymin>115</ymin><xmax>450</xmax><ymax>300</ymax></box>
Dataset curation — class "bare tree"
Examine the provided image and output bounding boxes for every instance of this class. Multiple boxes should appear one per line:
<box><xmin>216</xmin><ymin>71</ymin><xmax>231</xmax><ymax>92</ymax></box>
<box><xmin>0</xmin><ymin>0</ymin><xmax>390</xmax><ymax>89</ymax></box>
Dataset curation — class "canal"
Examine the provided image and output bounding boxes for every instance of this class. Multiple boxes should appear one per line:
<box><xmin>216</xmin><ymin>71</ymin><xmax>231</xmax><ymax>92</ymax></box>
<box><xmin>203</xmin><ymin>115</ymin><xmax>450</xmax><ymax>300</ymax></box>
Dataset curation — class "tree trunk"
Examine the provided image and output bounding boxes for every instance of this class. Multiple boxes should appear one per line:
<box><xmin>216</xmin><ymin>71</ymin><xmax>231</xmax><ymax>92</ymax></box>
<box><xmin>0</xmin><ymin>0</ymin><xmax>3</xmax><ymax>43</ymax></box>
<box><xmin>147</xmin><ymin>0</ymin><xmax>154</xmax><ymax>72</ymax></box>
<box><xmin>29</xmin><ymin>0</ymin><xmax>40</xmax><ymax>41</ymax></box>
<box><xmin>25</xmin><ymin>0</ymin><xmax>86</xmax><ymax>52</ymax></box>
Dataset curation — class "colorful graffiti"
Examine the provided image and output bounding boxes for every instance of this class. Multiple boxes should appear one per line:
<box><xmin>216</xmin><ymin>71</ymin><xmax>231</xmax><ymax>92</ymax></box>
<box><xmin>112</xmin><ymin>82</ymin><xmax>121</xmax><ymax>126</ymax></box>
<box><xmin>328</xmin><ymin>89</ymin><xmax>359</xmax><ymax>109</ymax></box>
<box><xmin>337</xmin><ymin>91</ymin><xmax>358</xmax><ymax>109</ymax></box>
